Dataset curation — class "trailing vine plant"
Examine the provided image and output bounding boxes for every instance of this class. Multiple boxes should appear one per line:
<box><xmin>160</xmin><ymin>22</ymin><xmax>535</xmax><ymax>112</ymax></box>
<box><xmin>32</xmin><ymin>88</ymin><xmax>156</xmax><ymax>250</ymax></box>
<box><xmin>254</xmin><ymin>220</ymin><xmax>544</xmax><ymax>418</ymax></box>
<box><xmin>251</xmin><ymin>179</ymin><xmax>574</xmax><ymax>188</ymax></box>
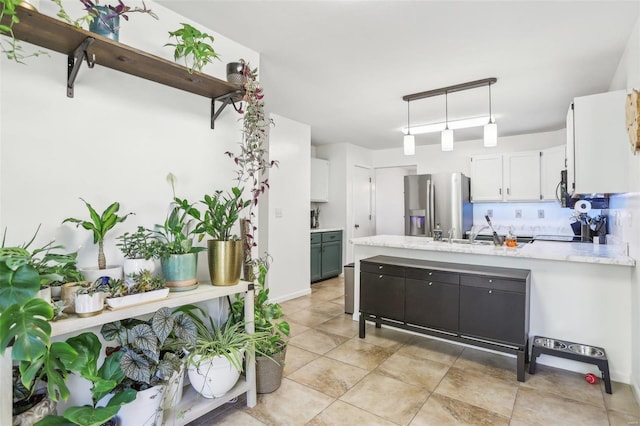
<box><xmin>225</xmin><ymin>59</ymin><xmax>277</xmax><ymax>279</ymax></box>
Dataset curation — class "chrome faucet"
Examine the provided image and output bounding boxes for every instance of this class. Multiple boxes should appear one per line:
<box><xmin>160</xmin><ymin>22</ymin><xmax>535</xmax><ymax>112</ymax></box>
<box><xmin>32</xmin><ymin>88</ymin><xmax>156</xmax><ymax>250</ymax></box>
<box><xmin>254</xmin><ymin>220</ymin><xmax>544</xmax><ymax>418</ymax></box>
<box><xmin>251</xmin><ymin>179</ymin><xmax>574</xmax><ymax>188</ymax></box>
<box><xmin>447</xmin><ymin>228</ymin><xmax>455</xmax><ymax>243</ymax></box>
<box><xmin>470</xmin><ymin>225</ymin><xmax>490</xmax><ymax>244</ymax></box>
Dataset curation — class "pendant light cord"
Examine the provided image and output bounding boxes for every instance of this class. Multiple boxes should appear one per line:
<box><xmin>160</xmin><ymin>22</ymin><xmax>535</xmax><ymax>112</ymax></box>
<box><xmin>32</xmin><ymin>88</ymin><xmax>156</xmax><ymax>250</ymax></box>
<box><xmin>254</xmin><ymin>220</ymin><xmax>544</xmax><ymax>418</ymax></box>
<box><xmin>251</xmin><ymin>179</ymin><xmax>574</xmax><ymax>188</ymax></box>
<box><xmin>488</xmin><ymin>82</ymin><xmax>492</xmax><ymax>123</ymax></box>
<box><xmin>407</xmin><ymin>100</ymin><xmax>411</xmax><ymax>135</ymax></box>
<box><xmin>445</xmin><ymin>92</ymin><xmax>449</xmax><ymax>129</ymax></box>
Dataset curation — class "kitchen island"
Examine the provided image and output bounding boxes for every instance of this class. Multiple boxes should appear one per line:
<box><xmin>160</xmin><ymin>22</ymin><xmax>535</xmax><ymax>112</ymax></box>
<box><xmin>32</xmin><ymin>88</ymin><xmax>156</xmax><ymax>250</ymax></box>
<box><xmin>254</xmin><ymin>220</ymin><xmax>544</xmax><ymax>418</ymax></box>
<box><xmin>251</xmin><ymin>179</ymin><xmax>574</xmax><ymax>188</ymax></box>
<box><xmin>350</xmin><ymin>235</ymin><xmax>635</xmax><ymax>383</ymax></box>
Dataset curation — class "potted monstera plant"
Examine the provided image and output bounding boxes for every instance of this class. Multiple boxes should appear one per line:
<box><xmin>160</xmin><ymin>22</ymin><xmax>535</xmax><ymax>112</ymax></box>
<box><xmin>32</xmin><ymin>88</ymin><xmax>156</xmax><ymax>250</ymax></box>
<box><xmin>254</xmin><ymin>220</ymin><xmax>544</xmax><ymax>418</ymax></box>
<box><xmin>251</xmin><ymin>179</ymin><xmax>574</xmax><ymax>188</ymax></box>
<box><xmin>194</xmin><ymin>187</ymin><xmax>249</xmax><ymax>286</ymax></box>
<box><xmin>63</xmin><ymin>198</ymin><xmax>133</xmax><ymax>283</ymax></box>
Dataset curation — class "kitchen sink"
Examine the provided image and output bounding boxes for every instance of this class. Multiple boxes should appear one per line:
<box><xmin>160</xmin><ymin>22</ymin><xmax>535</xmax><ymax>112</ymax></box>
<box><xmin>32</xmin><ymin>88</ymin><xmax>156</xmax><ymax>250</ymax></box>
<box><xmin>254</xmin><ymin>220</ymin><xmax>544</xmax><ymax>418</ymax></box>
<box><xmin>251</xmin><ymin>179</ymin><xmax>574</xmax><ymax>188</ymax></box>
<box><xmin>448</xmin><ymin>239</ymin><xmax>494</xmax><ymax>246</ymax></box>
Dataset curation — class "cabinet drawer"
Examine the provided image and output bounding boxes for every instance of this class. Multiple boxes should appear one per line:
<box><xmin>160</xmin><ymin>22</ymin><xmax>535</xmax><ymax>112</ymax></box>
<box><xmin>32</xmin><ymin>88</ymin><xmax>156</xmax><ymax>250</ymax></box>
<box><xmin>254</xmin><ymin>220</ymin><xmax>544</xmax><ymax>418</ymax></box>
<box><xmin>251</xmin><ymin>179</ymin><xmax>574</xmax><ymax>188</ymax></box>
<box><xmin>322</xmin><ymin>231</ymin><xmax>342</xmax><ymax>242</ymax></box>
<box><xmin>405</xmin><ymin>267</ymin><xmax>459</xmax><ymax>284</ymax></box>
<box><xmin>311</xmin><ymin>233</ymin><xmax>321</xmax><ymax>244</ymax></box>
<box><xmin>360</xmin><ymin>271</ymin><xmax>405</xmax><ymax>321</ymax></box>
<box><xmin>460</xmin><ymin>274</ymin><xmax>526</xmax><ymax>293</ymax></box>
<box><xmin>361</xmin><ymin>262</ymin><xmax>405</xmax><ymax>277</ymax></box>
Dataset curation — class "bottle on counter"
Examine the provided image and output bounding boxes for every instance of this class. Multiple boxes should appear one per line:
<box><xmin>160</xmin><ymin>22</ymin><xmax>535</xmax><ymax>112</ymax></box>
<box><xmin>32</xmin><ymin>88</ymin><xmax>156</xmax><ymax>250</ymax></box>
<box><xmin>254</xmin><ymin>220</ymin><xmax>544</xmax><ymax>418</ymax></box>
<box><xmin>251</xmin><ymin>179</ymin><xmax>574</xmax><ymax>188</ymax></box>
<box><xmin>506</xmin><ymin>227</ymin><xmax>518</xmax><ymax>248</ymax></box>
<box><xmin>433</xmin><ymin>223</ymin><xmax>443</xmax><ymax>242</ymax></box>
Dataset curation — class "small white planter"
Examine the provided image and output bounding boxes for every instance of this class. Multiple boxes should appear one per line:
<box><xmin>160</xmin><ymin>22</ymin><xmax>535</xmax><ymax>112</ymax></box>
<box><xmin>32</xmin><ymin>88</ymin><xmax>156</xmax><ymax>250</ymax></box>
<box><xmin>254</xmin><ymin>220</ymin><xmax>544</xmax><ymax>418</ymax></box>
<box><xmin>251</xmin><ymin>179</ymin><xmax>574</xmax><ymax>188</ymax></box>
<box><xmin>106</xmin><ymin>288</ymin><xmax>169</xmax><ymax>310</ymax></box>
<box><xmin>187</xmin><ymin>353</ymin><xmax>243</xmax><ymax>398</ymax></box>
<box><xmin>36</xmin><ymin>286</ymin><xmax>52</xmax><ymax>304</ymax></box>
<box><xmin>116</xmin><ymin>385</ymin><xmax>163</xmax><ymax>426</ymax></box>
<box><xmin>122</xmin><ymin>258</ymin><xmax>156</xmax><ymax>285</ymax></box>
<box><xmin>74</xmin><ymin>293</ymin><xmax>104</xmax><ymax>317</ymax></box>
<box><xmin>80</xmin><ymin>265</ymin><xmax>123</xmax><ymax>283</ymax></box>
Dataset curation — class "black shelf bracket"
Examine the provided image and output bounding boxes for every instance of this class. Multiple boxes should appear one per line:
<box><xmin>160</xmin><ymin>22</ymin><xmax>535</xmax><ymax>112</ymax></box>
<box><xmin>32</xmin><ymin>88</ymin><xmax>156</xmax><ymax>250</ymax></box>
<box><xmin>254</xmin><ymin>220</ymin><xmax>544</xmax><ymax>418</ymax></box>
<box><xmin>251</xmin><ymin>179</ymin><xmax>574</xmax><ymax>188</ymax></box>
<box><xmin>211</xmin><ymin>91</ymin><xmax>243</xmax><ymax>129</ymax></box>
<box><xmin>67</xmin><ymin>37</ymin><xmax>96</xmax><ymax>98</ymax></box>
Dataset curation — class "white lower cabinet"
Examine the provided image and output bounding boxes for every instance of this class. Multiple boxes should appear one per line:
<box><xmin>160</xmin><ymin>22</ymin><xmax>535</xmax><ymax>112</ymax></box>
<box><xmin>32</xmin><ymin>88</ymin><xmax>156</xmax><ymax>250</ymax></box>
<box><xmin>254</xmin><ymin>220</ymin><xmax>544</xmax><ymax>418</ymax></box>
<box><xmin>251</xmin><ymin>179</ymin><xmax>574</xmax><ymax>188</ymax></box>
<box><xmin>1</xmin><ymin>284</ymin><xmax>256</xmax><ymax>426</ymax></box>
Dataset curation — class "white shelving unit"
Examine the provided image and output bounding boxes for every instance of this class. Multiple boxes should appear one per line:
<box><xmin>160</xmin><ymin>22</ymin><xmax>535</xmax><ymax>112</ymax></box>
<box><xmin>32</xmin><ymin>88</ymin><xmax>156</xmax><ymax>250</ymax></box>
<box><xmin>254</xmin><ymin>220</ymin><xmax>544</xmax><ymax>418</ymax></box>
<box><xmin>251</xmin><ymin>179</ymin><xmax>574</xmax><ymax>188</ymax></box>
<box><xmin>1</xmin><ymin>282</ymin><xmax>256</xmax><ymax>426</ymax></box>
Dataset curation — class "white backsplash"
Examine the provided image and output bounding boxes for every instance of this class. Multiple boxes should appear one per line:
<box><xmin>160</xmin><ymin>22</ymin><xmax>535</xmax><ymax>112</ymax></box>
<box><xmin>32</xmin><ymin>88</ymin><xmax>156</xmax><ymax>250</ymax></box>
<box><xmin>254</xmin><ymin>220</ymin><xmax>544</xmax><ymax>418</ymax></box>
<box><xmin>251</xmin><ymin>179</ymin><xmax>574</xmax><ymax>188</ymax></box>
<box><xmin>472</xmin><ymin>201</ymin><xmax>585</xmax><ymax>237</ymax></box>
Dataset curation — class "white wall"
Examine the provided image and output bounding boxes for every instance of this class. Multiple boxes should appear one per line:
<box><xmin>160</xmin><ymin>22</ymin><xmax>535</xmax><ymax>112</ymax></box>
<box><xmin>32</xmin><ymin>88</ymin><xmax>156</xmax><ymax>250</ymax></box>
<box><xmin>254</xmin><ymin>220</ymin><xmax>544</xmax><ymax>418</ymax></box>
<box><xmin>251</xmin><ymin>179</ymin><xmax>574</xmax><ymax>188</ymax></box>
<box><xmin>608</xmin><ymin>10</ymin><xmax>640</xmax><ymax>402</ymax></box>
<box><xmin>267</xmin><ymin>114</ymin><xmax>311</xmax><ymax>301</ymax></box>
<box><xmin>0</xmin><ymin>2</ymin><xmax>258</xmax><ymax>281</ymax></box>
<box><xmin>374</xmin><ymin>166</ymin><xmax>416</xmax><ymax>235</ymax></box>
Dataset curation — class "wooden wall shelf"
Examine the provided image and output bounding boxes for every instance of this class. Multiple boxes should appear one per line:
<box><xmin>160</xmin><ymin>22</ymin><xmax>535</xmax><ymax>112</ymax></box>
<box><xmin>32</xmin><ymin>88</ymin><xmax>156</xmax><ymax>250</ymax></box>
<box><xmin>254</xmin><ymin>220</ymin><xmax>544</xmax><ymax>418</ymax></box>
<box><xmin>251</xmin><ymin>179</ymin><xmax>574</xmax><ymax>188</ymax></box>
<box><xmin>2</xmin><ymin>6</ymin><xmax>243</xmax><ymax>126</ymax></box>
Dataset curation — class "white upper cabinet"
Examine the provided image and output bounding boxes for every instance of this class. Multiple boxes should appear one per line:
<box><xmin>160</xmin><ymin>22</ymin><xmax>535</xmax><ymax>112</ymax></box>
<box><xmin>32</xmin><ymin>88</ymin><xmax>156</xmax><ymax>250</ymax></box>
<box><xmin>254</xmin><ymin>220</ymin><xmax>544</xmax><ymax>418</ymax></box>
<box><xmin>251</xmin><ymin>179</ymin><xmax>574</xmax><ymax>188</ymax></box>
<box><xmin>567</xmin><ymin>90</ymin><xmax>629</xmax><ymax>195</ymax></box>
<box><xmin>540</xmin><ymin>145</ymin><xmax>566</xmax><ymax>201</ymax></box>
<box><xmin>470</xmin><ymin>154</ymin><xmax>503</xmax><ymax>202</ymax></box>
<box><xmin>310</xmin><ymin>158</ymin><xmax>329</xmax><ymax>202</ymax></box>
<box><xmin>503</xmin><ymin>151</ymin><xmax>541</xmax><ymax>201</ymax></box>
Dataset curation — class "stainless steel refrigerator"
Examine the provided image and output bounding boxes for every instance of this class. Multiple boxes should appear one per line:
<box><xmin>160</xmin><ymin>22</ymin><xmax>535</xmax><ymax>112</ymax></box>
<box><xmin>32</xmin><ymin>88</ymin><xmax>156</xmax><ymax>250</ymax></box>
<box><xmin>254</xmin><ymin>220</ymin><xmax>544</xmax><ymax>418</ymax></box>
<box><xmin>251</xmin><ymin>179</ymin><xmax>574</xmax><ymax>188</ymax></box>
<box><xmin>404</xmin><ymin>173</ymin><xmax>473</xmax><ymax>239</ymax></box>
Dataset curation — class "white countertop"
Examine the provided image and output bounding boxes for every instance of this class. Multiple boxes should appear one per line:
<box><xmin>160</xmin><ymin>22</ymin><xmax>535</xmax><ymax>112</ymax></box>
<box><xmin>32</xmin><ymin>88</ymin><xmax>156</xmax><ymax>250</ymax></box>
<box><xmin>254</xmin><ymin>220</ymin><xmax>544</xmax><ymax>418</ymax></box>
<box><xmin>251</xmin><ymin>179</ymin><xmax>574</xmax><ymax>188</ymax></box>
<box><xmin>311</xmin><ymin>228</ymin><xmax>343</xmax><ymax>233</ymax></box>
<box><xmin>350</xmin><ymin>235</ymin><xmax>635</xmax><ymax>267</ymax></box>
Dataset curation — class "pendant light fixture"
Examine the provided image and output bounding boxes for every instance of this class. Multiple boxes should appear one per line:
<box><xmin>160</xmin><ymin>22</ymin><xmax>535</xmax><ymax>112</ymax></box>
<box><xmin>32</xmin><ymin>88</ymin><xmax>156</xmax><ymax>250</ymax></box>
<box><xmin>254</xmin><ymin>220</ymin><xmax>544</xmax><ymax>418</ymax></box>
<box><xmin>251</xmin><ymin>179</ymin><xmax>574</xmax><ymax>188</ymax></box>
<box><xmin>441</xmin><ymin>92</ymin><xmax>454</xmax><ymax>151</ymax></box>
<box><xmin>404</xmin><ymin>100</ymin><xmax>415</xmax><ymax>155</ymax></box>
<box><xmin>484</xmin><ymin>81</ymin><xmax>497</xmax><ymax>147</ymax></box>
<box><xmin>402</xmin><ymin>77</ymin><xmax>497</xmax><ymax>152</ymax></box>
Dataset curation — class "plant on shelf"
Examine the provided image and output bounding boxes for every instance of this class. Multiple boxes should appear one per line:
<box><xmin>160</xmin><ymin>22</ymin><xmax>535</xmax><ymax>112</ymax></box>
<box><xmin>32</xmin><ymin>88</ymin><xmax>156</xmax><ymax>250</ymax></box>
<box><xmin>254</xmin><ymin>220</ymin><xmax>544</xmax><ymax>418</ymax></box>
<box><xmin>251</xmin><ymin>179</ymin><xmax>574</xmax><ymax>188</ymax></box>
<box><xmin>35</xmin><ymin>332</ymin><xmax>137</xmax><ymax>426</ymax></box>
<box><xmin>152</xmin><ymin>174</ymin><xmax>205</xmax><ymax>290</ymax></box>
<box><xmin>176</xmin><ymin>304</ymin><xmax>270</xmax><ymax>398</ymax></box>
<box><xmin>109</xmin><ymin>270</ymin><xmax>164</xmax><ymax>297</ymax></box>
<box><xmin>229</xmin><ymin>256</ymin><xmax>289</xmax><ymax>393</ymax></box>
<box><xmin>101</xmin><ymin>307</ymin><xmax>197</xmax><ymax>389</ymax></box>
<box><xmin>194</xmin><ymin>187</ymin><xmax>250</xmax><ymax>286</ymax></box>
<box><xmin>117</xmin><ymin>226</ymin><xmax>161</xmax><ymax>282</ymax></box>
<box><xmin>74</xmin><ymin>277</ymin><xmax>110</xmax><ymax>317</ymax></box>
<box><xmin>165</xmin><ymin>22</ymin><xmax>219</xmax><ymax>74</ymax></box>
<box><xmin>0</xmin><ymin>0</ymin><xmax>47</xmax><ymax>62</ymax></box>
<box><xmin>225</xmin><ymin>59</ymin><xmax>277</xmax><ymax>280</ymax></box>
<box><xmin>63</xmin><ymin>198</ymin><xmax>134</xmax><ymax>273</ymax></box>
<box><xmin>79</xmin><ymin>0</ymin><xmax>159</xmax><ymax>41</ymax></box>
<box><xmin>0</xmin><ymin>244</ymin><xmax>79</xmax><ymax>420</ymax></box>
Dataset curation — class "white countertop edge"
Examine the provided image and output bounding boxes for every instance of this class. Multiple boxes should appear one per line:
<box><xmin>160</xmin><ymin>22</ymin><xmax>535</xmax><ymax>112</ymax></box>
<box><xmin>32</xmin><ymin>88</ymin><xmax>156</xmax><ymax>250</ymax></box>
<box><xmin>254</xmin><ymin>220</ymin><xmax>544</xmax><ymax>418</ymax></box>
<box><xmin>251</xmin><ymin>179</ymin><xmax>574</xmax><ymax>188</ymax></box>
<box><xmin>311</xmin><ymin>228</ymin><xmax>344</xmax><ymax>233</ymax></box>
<box><xmin>349</xmin><ymin>235</ymin><xmax>635</xmax><ymax>267</ymax></box>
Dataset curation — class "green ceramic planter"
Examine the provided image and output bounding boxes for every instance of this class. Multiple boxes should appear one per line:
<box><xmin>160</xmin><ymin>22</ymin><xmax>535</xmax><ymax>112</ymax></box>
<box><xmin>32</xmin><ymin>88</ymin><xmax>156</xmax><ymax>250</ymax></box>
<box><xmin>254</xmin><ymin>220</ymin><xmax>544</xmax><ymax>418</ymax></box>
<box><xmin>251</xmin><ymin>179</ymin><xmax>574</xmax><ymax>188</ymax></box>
<box><xmin>161</xmin><ymin>253</ymin><xmax>197</xmax><ymax>291</ymax></box>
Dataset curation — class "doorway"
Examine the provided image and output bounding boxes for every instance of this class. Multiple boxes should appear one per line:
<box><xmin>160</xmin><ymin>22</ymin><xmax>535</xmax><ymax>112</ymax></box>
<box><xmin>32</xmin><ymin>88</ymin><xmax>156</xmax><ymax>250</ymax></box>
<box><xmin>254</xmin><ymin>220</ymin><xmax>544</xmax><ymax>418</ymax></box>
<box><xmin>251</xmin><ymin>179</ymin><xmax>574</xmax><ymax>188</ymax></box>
<box><xmin>374</xmin><ymin>166</ymin><xmax>417</xmax><ymax>235</ymax></box>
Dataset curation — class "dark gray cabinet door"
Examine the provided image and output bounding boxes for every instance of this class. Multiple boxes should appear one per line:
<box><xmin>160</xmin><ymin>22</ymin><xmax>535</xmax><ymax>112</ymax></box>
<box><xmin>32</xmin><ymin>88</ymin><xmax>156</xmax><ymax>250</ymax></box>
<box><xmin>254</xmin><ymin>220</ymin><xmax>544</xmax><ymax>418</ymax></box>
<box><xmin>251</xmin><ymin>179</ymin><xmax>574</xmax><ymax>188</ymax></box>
<box><xmin>360</xmin><ymin>271</ymin><xmax>405</xmax><ymax>321</ymax></box>
<box><xmin>405</xmin><ymin>278</ymin><xmax>459</xmax><ymax>331</ymax></box>
<box><xmin>321</xmin><ymin>240</ymin><xmax>342</xmax><ymax>278</ymax></box>
<box><xmin>459</xmin><ymin>285</ymin><xmax>526</xmax><ymax>345</ymax></box>
<box><xmin>310</xmin><ymin>243</ymin><xmax>322</xmax><ymax>282</ymax></box>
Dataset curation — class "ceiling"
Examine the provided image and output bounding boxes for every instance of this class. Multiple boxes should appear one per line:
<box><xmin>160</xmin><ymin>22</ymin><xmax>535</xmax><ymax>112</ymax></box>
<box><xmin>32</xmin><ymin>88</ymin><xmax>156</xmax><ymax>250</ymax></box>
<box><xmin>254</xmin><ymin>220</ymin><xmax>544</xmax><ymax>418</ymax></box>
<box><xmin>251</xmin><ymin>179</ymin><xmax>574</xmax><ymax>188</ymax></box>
<box><xmin>158</xmin><ymin>1</ymin><xmax>639</xmax><ymax>150</ymax></box>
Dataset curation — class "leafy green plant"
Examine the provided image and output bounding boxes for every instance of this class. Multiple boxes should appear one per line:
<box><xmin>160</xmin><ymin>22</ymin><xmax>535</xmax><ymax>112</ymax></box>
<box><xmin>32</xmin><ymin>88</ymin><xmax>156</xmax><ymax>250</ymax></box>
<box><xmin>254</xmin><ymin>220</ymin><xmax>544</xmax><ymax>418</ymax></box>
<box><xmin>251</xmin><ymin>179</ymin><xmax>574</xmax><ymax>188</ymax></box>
<box><xmin>165</xmin><ymin>23</ymin><xmax>219</xmax><ymax>74</ymax></box>
<box><xmin>80</xmin><ymin>0</ymin><xmax>159</xmax><ymax>22</ymax></box>
<box><xmin>76</xmin><ymin>277</ymin><xmax>111</xmax><ymax>296</ymax></box>
<box><xmin>0</xmin><ymin>246</ymin><xmax>79</xmax><ymax>403</ymax></box>
<box><xmin>108</xmin><ymin>269</ymin><xmax>164</xmax><ymax>297</ymax></box>
<box><xmin>230</xmin><ymin>257</ymin><xmax>289</xmax><ymax>357</ymax></box>
<box><xmin>116</xmin><ymin>226</ymin><xmax>161</xmax><ymax>260</ymax></box>
<box><xmin>100</xmin><ymin>307</ymin><xmax>197</xmax><ymax>390</ymax></box>
<box><xmin>63</xmin><ymin>198</ymin><xmax>134</xmax><ymax>270</ymax></box>
<box><xmin>0</xmin><ymin>0</ymin><xmax>47</xmax><ymax>62</ymax></box>
<box><xmin>35</xmin><ymin>332</ymin><xmax>137</xmax><ymax>426</ymax></box>
<box><xmin>176</xmin><ymin>304</ymin><xmax>270</xmax><ymax>371</ymax></box>
<box><xmin>225</xmin><ymin>60</ymin><xmax>276</xmax><ymax>276</ymax></box>
<box><xmin>195</xmin><ymin>187</ymin><xmax>250</xmax><ymax>242</ymax></box>
<box><xmin>152</xmin><ymin>174</ymin><xmax>205</xmax><ymax>257</ymax></box>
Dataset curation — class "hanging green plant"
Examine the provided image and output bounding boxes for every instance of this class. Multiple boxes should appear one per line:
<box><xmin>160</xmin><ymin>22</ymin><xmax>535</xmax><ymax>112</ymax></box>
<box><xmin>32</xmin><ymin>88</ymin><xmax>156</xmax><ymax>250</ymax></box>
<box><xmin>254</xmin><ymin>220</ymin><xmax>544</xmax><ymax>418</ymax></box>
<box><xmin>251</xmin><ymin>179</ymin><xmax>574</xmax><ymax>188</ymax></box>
<box><xmin>0</xmin><ymin>0</ymin><xmax>47</xmax><ymax>62</ymax></box>
<box><xmin>165</xmin><ymin>23</ymin><xmax>220</xmax><ymax>74</ymax></box>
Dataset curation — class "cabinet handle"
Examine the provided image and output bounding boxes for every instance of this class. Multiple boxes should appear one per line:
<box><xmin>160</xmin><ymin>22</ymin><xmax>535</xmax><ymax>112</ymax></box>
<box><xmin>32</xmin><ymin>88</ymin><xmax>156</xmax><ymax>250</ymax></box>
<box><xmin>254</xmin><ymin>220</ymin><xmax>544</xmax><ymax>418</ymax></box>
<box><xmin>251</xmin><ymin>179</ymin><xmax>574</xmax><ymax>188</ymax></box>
<box><xmin>507</xmin><ymin>188</ymin><xmax>510</xmax><ymax>195</ymax></box>
<box><xmin>428</xmin><ymin>272</ymin><xmax>433</xmax><ymax>276</ymax></box>
<box><xmin>488</xmin><ymin>279</ymin><xmax>493</xmax><ymax>283</ymax></box>
<box><xmin>378</xmin><ymin>265</ymin><xmax>383</xmax><ymax>270</ymax></box>
<box><xmin>488</xmin><ymin>290</ymin><xmax>493</xmax><ymax>294</ymax></box>
<box><xmin>379</xmin><ymin>275</ymin><xmax>383</xmax><ymax>279</ymax></box>
<box><xmin>428</xmin><ymin>282</ymin><xmax>433</xmax><ymax>286</ymax></box>
<box><xmin>499</xmin><ymin>188</ymin><xmax>502</xmax><ymax>195</ymax></box>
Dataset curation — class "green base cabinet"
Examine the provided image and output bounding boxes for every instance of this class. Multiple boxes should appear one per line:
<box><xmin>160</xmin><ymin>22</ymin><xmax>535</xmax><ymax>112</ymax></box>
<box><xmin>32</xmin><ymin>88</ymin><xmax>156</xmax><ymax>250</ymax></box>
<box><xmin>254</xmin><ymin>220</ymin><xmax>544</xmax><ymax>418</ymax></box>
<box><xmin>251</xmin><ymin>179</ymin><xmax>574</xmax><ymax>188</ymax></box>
<box><xmin>310</xmin><ymin>231</ymin><xmax>342</xmax><ymax>282</ymax></box>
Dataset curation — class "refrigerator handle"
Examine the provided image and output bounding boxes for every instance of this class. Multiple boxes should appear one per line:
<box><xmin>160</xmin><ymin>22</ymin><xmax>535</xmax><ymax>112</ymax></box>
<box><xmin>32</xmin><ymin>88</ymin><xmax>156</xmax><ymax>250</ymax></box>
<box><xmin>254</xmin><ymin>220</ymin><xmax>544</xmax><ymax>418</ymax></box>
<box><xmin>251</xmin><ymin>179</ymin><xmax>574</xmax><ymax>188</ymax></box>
<box><xmin>428</xmin><ymin>180</ymin><xmax>435</xmax><ymax>236</ymax></box>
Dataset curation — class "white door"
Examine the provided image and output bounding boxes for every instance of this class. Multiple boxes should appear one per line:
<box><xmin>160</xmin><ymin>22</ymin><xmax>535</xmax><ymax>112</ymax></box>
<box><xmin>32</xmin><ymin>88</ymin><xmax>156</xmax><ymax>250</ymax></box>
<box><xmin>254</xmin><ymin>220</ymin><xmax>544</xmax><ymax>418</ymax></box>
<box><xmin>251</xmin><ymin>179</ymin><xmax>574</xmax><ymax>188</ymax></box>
<box><xmin>353</xmin><ymin>166</ymin><xmax>374</xmax><ymax>239</ymax></box>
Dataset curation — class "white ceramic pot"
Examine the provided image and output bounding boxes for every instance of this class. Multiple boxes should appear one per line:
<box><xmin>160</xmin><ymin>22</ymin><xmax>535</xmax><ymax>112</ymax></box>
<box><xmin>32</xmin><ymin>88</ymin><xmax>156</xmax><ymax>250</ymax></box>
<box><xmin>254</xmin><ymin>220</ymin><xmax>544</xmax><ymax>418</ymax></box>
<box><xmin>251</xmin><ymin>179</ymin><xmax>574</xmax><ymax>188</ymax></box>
<box><xmin>80</xmin><ymin>265</ymin><xmax>123</xmax><ymax>283</ymax></box>
<box><xmin>74</xmin><ymin>293</ymin><xmax>104</xmax><ymax>317</ymax></box>
<box><xmin>187</xmin><ymin>353</ymin><xmax>243</xmax><ymax>398</ymax></box>
<box><xmin>36</xmin><ymin>286</ymin><xmax>52</xmax><ymax>304</ymax></box>
<box><xmin>122</xmin><ymin>258</ymin><xmax>156</xmax><ymax>285</ymax></box>
<box><xmin>162</xmin><ymin>363</ymin><xmax>185</xmax><ymax>412</ymax></box>
<box><xmin>60</xmin><ymin>282</ymin><xmax>88</xmax><ymax>314</ymax></box>
<box><xmin>116</xmin><ymin>385</ymin><xmax>163</xmax><ymax>426</ymax></box>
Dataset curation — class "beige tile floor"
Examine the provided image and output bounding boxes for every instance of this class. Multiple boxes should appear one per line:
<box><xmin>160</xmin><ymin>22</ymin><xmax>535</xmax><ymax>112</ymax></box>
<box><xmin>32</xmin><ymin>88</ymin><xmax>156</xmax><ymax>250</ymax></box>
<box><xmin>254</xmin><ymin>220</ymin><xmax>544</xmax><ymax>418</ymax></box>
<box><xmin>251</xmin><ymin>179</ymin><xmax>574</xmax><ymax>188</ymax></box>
<box><xmin>189</xmin><ymin>277</ymin><xmax>640</xmax><ymax>426</ymax></box>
